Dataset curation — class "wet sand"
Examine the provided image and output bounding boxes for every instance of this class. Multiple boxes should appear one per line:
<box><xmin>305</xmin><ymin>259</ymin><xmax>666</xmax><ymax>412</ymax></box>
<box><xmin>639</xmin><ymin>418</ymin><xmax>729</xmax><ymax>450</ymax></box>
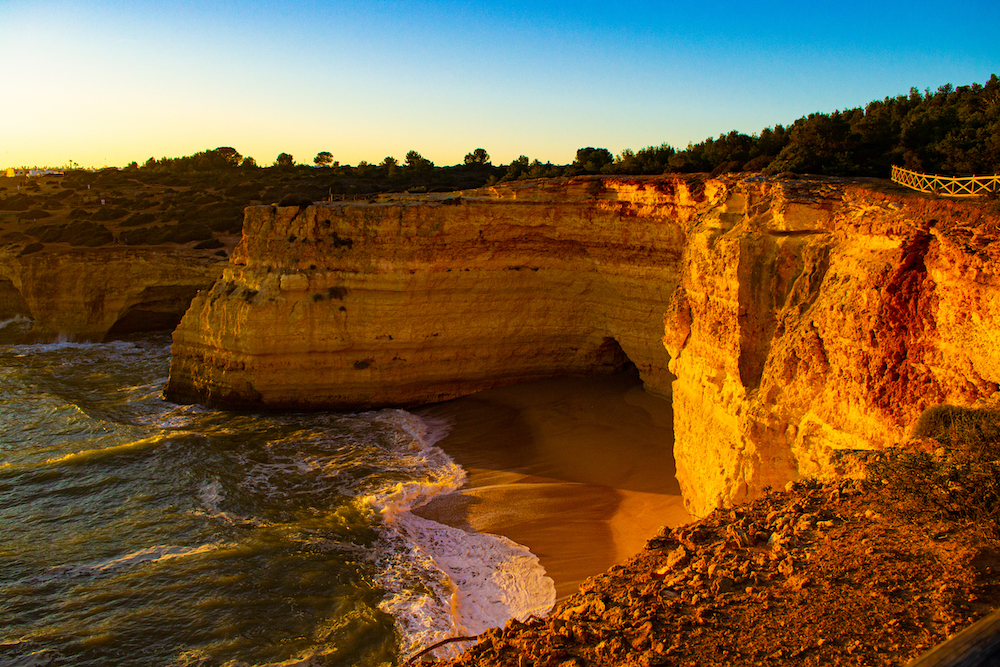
<box><xmin>414</xmin><ymin>368</ymin><xmax>693</xmax><ymax>600</ymax></box>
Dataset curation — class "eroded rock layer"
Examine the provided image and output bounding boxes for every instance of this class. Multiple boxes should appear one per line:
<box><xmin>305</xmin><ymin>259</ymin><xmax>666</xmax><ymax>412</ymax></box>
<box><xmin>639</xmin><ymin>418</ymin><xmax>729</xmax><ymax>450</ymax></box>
<box><xmin>0</xmin><ymin>248</ymin><xmax>223</xmax><ymax>342</ymax></box>
<box><xmin>165</xmin><ymin>178</ymin><xmax>701</xmax><ymax>409</ymax></box>
<box><xmin>665</xmin><ymin>178</ymin><xmax>1000</xmax><ymax>515</ymax></box>
<box><xmin>166</xmin><ymin>176</ymin><xmax>1000</xmax><ymax>516</ymax></box>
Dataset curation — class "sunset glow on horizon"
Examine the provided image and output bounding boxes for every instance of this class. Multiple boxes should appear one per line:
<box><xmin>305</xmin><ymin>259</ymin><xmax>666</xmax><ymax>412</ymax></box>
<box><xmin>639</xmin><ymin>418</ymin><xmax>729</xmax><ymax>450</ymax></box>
<box><xmin>3</xmin><ymin>0</ymin><xmax>998</xmax><ymax>170</ymax></box>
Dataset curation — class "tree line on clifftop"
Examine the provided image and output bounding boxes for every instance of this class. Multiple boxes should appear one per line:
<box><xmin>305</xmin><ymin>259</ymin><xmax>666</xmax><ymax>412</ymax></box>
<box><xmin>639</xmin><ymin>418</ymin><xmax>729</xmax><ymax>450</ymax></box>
<box><xmin>125</xmin><ymin>73</ymin><xmax>999</xmax><ymax>189</ymax></box>
<box><xmin>2</xmin><ymin>76</ymin><xmax>998</xmax><ymax>253</ymax></box>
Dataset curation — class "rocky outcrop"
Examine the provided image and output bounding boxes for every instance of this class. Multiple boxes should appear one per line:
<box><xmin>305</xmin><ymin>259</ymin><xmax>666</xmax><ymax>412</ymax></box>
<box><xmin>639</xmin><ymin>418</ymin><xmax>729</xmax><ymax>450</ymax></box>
<box><xmin>165</xmin><ymin>176</ymin><xmax>1000</xmax><ymax>516</ymax></box>
<box><xmin>165</xmin><ymin>178</ymin><xmax>701</xmax><ymax>409</ymax></box>
<box><xmin>665</xmin><ymin>179</ymin><xmax>1000</xmax><ymax>515</ymax></box>
<box><xmin>425</xmin><ymin>479</ymin><xmax>998</xmax><ymax>667</ymax></box>
<box><xmin>0</xmin><ymin>247</ymin><xmax>224</xmax><ymax>343</ymax></box>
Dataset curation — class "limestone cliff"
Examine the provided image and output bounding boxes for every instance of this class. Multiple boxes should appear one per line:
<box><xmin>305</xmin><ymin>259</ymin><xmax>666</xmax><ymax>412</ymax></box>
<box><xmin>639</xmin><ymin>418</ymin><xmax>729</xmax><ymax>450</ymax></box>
<box><xmin>165</xmin><ymin>176</ymin><xmax>1000</xmax><ymax>517</ymax></box>
<box><xmin>664</xmin><ymin>178</ymin><xmax>1000</xmax><ymax>515</ymax></box>
<box><xmin>165</xmin><ymin>178</ymin><xmax>698</xmax><ymax>409</ymax></box>
<box><xmin>0</xmin><ymin>247</ymin><xmax>224</xmax><ymax>343</ymax></box>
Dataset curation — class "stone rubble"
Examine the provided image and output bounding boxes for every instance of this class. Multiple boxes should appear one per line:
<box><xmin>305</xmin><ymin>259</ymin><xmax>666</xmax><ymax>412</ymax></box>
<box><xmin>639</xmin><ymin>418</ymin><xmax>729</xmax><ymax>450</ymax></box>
<box><xmin>423</xmin><ymin>479</ymin><xmax>1000</xmax><ymax>667</ymax></box>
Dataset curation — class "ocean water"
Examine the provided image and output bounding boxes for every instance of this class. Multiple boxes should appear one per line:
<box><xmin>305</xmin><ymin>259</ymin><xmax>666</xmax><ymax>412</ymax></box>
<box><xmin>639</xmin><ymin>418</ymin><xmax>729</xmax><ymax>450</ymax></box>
<box><xmin>0</xmin><ymin>334</ymin><xmax>554</xmax><ymax>667</ymax></box>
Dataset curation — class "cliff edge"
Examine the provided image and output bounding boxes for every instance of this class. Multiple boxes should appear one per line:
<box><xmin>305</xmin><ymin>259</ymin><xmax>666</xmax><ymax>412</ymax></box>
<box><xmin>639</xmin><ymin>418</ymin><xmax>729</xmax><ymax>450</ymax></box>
<box><xmin>165</xmin><ymin>175</ymin><xmax>1000</xmax><ymax>516</ymax></box>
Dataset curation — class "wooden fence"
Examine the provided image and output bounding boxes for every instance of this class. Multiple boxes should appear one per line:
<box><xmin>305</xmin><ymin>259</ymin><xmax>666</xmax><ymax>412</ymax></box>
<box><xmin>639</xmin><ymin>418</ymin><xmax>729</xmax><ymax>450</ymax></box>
<box><xmin>906</xmin><ymin>605</ymin><xmax>1000</xmax><ymax>666</ymax></box>
<box><xmin>891</xmin><ymin>165</ymin><xmax>1000</xmax><ymax>197</ymax></box>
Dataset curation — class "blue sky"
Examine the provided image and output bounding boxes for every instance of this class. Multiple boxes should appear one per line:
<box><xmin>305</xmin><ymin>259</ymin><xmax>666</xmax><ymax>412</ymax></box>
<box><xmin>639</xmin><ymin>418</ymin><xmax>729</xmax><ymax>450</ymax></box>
<box><xmin>3</xmin><ymin>0</ymin><xmax>998</xmax><ymax>169</ymax></box>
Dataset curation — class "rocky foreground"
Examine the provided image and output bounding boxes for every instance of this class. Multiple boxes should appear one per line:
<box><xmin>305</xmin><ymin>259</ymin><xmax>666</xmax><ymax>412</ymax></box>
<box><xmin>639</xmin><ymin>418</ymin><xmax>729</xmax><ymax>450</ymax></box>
<box><xmin>421</xmin><ymin>478</ymin><xmax>1000</xmax><ymax>667</ymax></box>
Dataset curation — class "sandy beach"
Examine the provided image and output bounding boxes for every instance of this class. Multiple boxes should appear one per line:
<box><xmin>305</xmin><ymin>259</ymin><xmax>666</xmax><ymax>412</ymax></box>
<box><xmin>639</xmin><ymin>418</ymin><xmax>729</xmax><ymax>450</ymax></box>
<box><xmin>414</xmin><ymin>369</ymin><xmax>693</xmax><ymax>600</ymax></box>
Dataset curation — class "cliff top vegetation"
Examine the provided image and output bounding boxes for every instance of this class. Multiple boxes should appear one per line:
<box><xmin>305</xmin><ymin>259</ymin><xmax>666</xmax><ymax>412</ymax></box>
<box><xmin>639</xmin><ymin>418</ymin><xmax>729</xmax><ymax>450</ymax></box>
<box><xmin>1</xmin><ymin>75</ymin><xmax>996</xmax><ymax>255</ymax></box>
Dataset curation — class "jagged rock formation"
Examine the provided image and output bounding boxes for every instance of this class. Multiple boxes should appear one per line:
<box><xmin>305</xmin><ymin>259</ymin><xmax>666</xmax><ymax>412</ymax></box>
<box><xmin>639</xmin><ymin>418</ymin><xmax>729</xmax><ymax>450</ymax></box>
<box><xmin>165</xmin><ymin>176</ymin><xmax>1000</xmax><ymax>516</ymax></box>
<box><xmin>665</xmin><ymin>179</ymin><xmax>1000</xmax><ymax>515</ymax></box>
<box><xmin>0</xmin><ymin>248</ymin><xmax>224</xmax><ymax>342</ymax></box>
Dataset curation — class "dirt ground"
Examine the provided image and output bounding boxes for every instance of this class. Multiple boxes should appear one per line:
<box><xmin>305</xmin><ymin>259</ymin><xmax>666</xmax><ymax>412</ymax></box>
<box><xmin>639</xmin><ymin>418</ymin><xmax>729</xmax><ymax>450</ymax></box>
<box><xmin>419</xmin><ymin>478</ymin><xmax>1000</xmax><ymax>667</ymax></box>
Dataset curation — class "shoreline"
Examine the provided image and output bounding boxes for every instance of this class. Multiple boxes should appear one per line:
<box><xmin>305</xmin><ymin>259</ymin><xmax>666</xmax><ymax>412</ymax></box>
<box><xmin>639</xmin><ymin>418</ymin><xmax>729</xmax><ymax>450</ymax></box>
<box><xmin>428</xmin><ymin>478</ymin><xmax>1000</xmax><ymax>667</ymax></box>
<box><xmin>413</xmin><ymin>369</ymin><xmax>693</xmax><ymax>600</ymax></box>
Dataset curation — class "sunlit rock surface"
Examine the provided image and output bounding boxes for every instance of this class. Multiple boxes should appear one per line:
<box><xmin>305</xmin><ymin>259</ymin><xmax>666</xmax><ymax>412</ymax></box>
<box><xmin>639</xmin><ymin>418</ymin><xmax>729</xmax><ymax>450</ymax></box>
<box><xmin>165</xmin><ymin>178</ymin><xmax>696</xmax><ymax>409</ymax></box>
<box><xmin>165</xmin><ymin>175</ymin><xmax>1000</xmax><ymax>516</ymax></box>
<box><xmin>664</xmin><ymin>178</ymin><xmax>1000</xmax><ymax>516</ymax></box>
<box><xmin>0</xmin><ymin>248</ymin><xmax>223</xmax><ymax>342</ymax></box>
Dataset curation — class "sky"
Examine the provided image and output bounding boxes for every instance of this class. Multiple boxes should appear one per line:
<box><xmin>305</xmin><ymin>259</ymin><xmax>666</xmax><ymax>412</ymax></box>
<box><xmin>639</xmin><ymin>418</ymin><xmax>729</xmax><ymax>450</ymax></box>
<box><xmin>2</xmin><ymin>0</ymin><xmax>998</xmax><ymax>169</ymax></box>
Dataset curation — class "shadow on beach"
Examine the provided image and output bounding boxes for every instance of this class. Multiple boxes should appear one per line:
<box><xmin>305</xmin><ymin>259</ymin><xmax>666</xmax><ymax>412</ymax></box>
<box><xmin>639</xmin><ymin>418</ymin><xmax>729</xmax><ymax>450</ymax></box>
<box><xmin>414</xmin><ymin>367</ymin><xmax>693</xmax><ymax>601</ymax></box>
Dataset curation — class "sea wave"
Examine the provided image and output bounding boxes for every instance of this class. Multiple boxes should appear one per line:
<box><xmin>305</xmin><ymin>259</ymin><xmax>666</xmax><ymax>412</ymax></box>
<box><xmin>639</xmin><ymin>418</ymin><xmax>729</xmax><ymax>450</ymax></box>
<box><xmin>0</xmin><ymin>314</ymin><xmax>33</xmax><ymax>330</ymax></box>
<box><xmin>42</xmin><ymin>433</ymin><xmax>171</xmax><ymax>466</ymax></box>
<box><xmin>26</xmin><ymin>543</ymin><xmax>227</xmax><ymax>583</ymax></box>
<box><xmin>366</xmin><ymin>410</ymin><xmax>556</xmax><ymax>661</ymax></box>
<box><xmin>0</xmin><ymin>433</ymin><xmax>173</xmax><ymax>474</ymax></box>
<box><xmin>1</xmin><ymin>338</ymin><xmax>138</xmax><ymax>354</ymax></box>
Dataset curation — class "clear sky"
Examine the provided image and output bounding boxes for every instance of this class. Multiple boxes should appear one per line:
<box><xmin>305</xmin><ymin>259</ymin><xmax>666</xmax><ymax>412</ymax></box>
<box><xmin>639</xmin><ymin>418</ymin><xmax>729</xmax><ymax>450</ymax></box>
<box><xmin>3</xmin><ymin>0</ymin><xmax>998</xmax><ymax>169</ymax></box>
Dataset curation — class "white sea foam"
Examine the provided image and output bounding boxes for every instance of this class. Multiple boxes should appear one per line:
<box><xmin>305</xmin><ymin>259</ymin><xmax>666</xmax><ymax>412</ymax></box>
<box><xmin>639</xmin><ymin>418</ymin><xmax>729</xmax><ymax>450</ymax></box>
<box><xmin>36</xmin><ymin>543</ymin><xmax>226</xmax><ymax>582</ymax></box>
<box><xmin>199</xmin><ymin>478</ymin><xmax>225</xmax><ymax>512</ymax></box>
<box><xmin>3</xmin><ymin>339</ymin><xmax>136</xmax><ymax>354</ymax></box>
<box><xmin>0</xmin><ymin>314</ymin><xmax>32</xmax><ymax>330</ymax></box>
<box><xmin>367</xmin><ymin>410</ymin><xmax>556</xmax><ymax>661</ymax></box>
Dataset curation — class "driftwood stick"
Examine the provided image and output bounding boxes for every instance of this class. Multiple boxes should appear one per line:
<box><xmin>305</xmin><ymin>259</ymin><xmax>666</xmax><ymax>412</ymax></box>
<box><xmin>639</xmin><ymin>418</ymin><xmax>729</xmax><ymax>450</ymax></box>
<box><xmin>403</xmin><ymin>635</ymin><xmax>480</xmax><ymax>665</ymax></box>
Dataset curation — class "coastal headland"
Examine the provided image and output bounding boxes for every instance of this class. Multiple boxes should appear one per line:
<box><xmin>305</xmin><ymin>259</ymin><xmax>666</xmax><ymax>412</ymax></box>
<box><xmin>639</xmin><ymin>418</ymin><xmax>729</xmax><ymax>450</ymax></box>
<box><xmin>0</xmin><ymin>246</ymin><xmax>224</xmax><ymax>342</ymax></box>
<box><xmin>163</xmin><ymin>174</ymin><xmax>1000</xmax><ymax>518</ymax></box>
<box><xmin>5</xmin><ymin>171</ymin><xmax>1000</xmax><ymax>664</ymax></box>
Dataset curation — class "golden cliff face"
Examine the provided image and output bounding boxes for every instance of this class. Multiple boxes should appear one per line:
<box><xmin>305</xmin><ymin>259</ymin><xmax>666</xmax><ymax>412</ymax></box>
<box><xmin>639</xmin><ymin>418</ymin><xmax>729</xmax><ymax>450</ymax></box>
<box><xmin>664</xmin><ymin>178</ymin><xmax>1000</xmax><ymax>516</ymax></box>
<box><xmin>165</xmin><ymin>176</ymin><xmax>1000</xmax><ymax>517</ymax></box>
<box><xmin>0</xmin><ymin>247</ymin><xmax>223</xmax><ymax>343</ymax></box>
<box><xmin>165</xmin><ymin>178</ymin><xmax>701</xmax><ymax>409</ymax></box>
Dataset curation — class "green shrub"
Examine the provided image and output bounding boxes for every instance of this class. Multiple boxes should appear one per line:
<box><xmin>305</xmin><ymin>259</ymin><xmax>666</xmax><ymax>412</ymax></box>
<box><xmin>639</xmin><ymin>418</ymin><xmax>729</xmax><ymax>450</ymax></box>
<box><xmin>224</xmin><ymin>182</ymin><xmax>264</xmax><ymax>198</ymax></box>
<box><xmin>868</xmin><ymin>404</ymin><xmax>1000</xmax><ymax>538</ymax></box>
<box><xmin>0</xmin><ymin>194</ymin><xmax>35</xmax><ymax>211</ymax></box>
<box><xmin>172</xmin><ymin>223</ymin><xmax>213</xmax><ymax>243</ymax></box>
<box><xmin>90</xmin><ymin>206</ymin><xmax>128</xmax><ymax>221</ymax></box>
<box><xmin>121</xmin><ymin>212</ymin><xmax>157</xmax><ymax>227</ymax></box>
<box><xmin>743</xmin><ymin>155</ymin><xmax>775</xmax><ymax>172</ymax></box>
<box><xmin>18</xmin><ymin>243</ymin><xmax>43</xmax><ymax>256</ymax></box>
<box><xmin>278</xmin><ymin>194</ymin><xmax>312</xmax><ymax>207</ymax></box>
<box><xmin>18</xmin><ymin>209</ymin><xmax>51</xmax><ymax>220</ymax></box>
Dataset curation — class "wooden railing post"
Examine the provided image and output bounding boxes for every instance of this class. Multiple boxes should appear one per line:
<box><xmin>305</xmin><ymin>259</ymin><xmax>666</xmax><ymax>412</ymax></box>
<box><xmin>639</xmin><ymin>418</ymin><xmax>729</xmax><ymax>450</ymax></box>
<box><xmin>906</xmin><ymin>607</ymin><xmax>1000</xmax><ymax>666</ymax></box>
<box><xmin>891</xmin><ymin>165</ymin><xmax>1000</xmax><ymax>197</ymax></box>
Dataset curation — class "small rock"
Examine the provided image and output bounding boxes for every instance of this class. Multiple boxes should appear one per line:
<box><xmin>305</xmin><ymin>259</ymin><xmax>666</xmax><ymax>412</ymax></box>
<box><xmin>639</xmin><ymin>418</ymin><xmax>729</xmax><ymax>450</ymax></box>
<box><xmin>666</xmin><ymin>546</ymin><xmax>689</xmax><ymax>570</ymax></box>
<box><xmin>726</xmin><ymin>524</ymin><xmax>752</xmax><ymax>547</ymax></box>
<box><xmin>711</xmin><ymin>576</ymin><xmax>736</xmax><ymax>594</ymax></box>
